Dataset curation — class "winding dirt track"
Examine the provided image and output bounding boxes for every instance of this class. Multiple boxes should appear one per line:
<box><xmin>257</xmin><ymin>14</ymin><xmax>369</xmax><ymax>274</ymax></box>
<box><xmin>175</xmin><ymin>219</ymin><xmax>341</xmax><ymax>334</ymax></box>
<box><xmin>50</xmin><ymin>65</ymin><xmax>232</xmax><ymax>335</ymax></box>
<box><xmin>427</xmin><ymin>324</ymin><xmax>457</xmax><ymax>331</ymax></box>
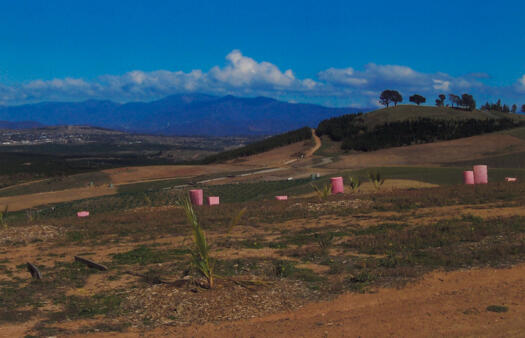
<box><xmin>66</xmin><ymin>264</ymin><xmax>525</xmax><ymax>337</ymax></box>
<box><xmin>306</xmin><ymin>128</ymin><xmax>321</xmax><ymax>157</ymax></box>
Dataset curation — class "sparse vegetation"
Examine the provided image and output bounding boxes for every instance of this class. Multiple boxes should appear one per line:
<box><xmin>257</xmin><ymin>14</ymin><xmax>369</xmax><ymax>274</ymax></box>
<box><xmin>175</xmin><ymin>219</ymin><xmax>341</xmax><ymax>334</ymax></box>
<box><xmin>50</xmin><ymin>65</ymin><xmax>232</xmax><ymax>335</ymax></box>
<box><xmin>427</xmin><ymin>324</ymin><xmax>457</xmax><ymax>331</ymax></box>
<box><xmin>312</xmin><ymin>183</ymin><xmax>331</xmax><ymax>199</ymax></box>
<box><xmin>368</xmin><ymin>171</ymin><xmax>385</xmax><ymax>190</ymax></box>
<box><xmin>486</xmin><ymin>305</ymin><xmax>509</xmax><ymax>313</ymax></box>
<box><xmin>180</xmin><ymin>196</ymin><xmax>214</xmax><ymax>288</ymax></box>
<box><xmin>347</xmin><ymin>176</ymin><xmax>361</xmax><ymax>193</ymax></box>
<box><xmin>0</xmin><ymin>205</ymin><xmax>8</xmax><ymax>229</ymax></box>
<box><xmin>200</xmin><ymin>127</ymin><xmax>312</xmax><ymax>164</ymax></box>
<box><xmin>3</xmin><ymin>104</ymin><xmax>525</xmax><ymax>335</ymax></box>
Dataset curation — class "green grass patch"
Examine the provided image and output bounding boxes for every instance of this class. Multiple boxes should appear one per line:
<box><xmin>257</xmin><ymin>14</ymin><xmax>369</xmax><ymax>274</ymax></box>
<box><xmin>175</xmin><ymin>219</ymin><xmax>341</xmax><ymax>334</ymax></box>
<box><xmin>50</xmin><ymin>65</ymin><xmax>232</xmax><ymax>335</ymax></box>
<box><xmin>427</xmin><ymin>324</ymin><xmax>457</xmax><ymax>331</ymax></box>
<box><xmin>204</xmin><ymin>178</ymin><xmax>311</xmax><ymax>203</ymax></box>
<box><xmin>486</xmin><ymin>305</ymin><xmax>509</xmax><ymax>313</ymax></box>
<box><xmin>111</xmin><ymin>245</ymin><xmax>189</xmax><ymax>266</ymax></box>
<box><xmin>53</xmin><ymin>293</ymin><xmax>124</xmax><ymax>320</ymax></box>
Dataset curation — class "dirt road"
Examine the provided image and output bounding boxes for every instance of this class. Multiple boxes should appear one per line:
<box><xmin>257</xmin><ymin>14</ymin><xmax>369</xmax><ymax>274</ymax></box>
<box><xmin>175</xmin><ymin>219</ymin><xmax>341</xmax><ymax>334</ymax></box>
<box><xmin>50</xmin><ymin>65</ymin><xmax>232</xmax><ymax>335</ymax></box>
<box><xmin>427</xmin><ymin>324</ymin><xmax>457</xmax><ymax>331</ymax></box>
<box><xmin>306</xmin><ymin>128</ymin><xmax>321</xmax><ymax>157</ymax></box>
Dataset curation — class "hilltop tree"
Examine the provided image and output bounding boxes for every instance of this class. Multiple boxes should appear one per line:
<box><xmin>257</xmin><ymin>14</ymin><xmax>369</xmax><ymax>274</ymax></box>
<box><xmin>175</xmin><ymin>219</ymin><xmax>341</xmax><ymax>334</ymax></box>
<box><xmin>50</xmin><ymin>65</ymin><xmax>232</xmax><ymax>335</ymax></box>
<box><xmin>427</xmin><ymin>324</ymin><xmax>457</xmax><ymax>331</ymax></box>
<box><xmin>380</xmin><ymin>90</ymin><xmax>403</xmax><ymax>108</ymax></box>
<box><xmin>461</xmin><ymin>94</ymin><xmax>476</xmax><ymax>111</ymax></box>
<box><xmin>522</xmin><ymin>104</ymin><xmax>525</xmax><ymax>113</ymax></box>
<box><xmin>496</xmin><ymin>99</ymin><xmax>502</xmax><ymax>111</ymax></box>
<box><xmin>391</xmin><ymin>91</ymin><xmax>403</xmax><ymax>107</ymax></box>
<box><xmin>449</xmin><ymin>94</ymin><xmax>461</xmax><ymax>108</ymax></box>
<box><xmin>512</xmin><ymin>104</ymin><xmax>517</xmax><ymax>113</ymax></box>
<box><xmin>409</xmin><ymin>94</ymin><xmax>426</xmax><ymax>105</ymax></box>
<box><xmin>502</xmin><ymin>104</ymin><xmax>510</xmax><ymax>113</ymax></box>
<box><xmin>435</xmin><ymin>94</ymin><xmax>446</xmax><ymax>107</ymax></box>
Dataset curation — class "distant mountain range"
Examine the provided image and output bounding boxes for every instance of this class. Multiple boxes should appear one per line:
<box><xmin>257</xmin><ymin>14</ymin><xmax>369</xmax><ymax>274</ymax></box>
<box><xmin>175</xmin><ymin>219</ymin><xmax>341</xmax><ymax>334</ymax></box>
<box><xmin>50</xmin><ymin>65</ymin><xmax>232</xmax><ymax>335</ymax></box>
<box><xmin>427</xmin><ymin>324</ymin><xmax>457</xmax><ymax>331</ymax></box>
<box><xmin>0</xmin><ymin>94</ymin><xmax>365</xmax><ymax>136</ymax></box>
<box><xmin>0</xmin><ymin>120</ymin><xmax>43</xmax><ymax>130</ymax></box>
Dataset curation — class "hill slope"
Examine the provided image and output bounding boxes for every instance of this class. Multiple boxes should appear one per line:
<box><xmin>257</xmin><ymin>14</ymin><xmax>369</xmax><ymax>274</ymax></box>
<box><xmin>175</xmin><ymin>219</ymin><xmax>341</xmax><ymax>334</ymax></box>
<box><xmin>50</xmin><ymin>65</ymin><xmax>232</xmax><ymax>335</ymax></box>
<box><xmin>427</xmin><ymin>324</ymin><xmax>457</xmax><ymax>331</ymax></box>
<box><xmin>316</xmin><ymin>105</ymin><xmax>525</xmax><ymax>152</ymax></box>
<box><xmin>362</xmin><ymin>105</ymin><xmax>523</xmax><ymax>128</ymax></box>
<box><xmin>0</xmin><ymin>94</ymin><xmax>363</xmax><ymax>136</ymax></box>
<box><xmin>0</xmin><ymin>120</ymin><xmax>43</xmax><ymax>129</ymax></box>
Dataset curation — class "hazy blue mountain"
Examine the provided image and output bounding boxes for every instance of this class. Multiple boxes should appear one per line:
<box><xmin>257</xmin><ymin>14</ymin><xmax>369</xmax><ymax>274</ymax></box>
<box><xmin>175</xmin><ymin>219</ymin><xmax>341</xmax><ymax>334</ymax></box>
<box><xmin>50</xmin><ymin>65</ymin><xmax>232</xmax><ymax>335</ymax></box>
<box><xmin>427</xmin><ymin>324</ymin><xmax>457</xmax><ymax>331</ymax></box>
<box><xmin>0</xmin><ymin>94</ymin><xmax>365</xmax><ymax>136</ymax></box>
<box><xmin>0</xmin><ymin>120</ymin><xmax>43</xmax><ymax>130</ymax></box>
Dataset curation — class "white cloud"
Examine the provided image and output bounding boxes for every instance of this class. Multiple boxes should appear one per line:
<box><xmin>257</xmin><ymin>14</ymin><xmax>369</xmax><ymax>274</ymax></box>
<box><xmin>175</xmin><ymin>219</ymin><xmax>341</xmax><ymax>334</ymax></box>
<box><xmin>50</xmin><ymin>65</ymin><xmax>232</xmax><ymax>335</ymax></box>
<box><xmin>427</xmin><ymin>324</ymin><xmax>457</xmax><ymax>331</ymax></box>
<box><xmin>0</xmin><ymin>49</ymin><xmax>517</xmax><ymax>107</ymax></box>
<box><xmin>318</xmin><ymin>67</ymin><xmax>368</xmax><ymax>86</ymax></box>
<box><xmin>318</xmin><ymin>63</ymin><xmax>487</xmax><ymax>97</ymax></box>
<box><xmin>433</xmin><ymin>79</ymin><xmax>450</xmax><ymax>91</ymax></box>
<box><xmin>516</xmin><ymin>75</ymin><xmax>525</xmax><ymax>92</ymax></box>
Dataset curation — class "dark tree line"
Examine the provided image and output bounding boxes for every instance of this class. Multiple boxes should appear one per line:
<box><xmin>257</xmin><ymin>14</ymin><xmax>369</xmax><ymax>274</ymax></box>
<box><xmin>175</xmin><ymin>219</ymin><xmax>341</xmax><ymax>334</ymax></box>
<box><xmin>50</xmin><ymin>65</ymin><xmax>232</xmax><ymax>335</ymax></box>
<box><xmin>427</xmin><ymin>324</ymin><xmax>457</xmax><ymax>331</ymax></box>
<box><xmin>316</xmin><ymin>114</ymin><xmax>523</xmax><ymax>152</ymax></box>
<box><xmin>315</xmin><ymin>113</ymin><xmax>365</xmax><ymax>141</ymax></box>
<box><xmin>200</xmin><ymin>127</ymin><xmax>312</xmax><ymax>164</ymax></box>
<box><xmin>341</xmin><ymin>118</ymin><xmax>522</xmax><ymax>151</ymax></box>
<box><xmin>480</xmin><ymin>100</ymin><xmax>523</xmax><ymax>113</ymax></box>
<box><xmin>435</xmin><ymin>94</ymin><xmax>446</xmax><ymax>107</ymax></box>
<box><xmin>380</xmin><ymin>90</ymin><xmax>476</xmax><ymax>111</ymax></box>
<box><xmin>444</xmin><ymin>94</ymin><xmax>476</xmax><ymax>111</ymax></box>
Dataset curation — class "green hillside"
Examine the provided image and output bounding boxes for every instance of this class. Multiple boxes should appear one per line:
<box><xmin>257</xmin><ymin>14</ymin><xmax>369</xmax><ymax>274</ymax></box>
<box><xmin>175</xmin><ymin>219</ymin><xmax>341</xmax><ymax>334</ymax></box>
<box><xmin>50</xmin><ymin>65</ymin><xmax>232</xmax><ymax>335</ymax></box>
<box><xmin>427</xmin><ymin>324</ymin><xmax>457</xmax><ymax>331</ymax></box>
<box><xmin>316</xmin><ymin>105</ymin><xmax>525</xmax><ymax>152</ymax></box>
<box><xmin>363</xmin><ymin>105</ymin><xmax>525</xmax><ymax>128</ymax></box>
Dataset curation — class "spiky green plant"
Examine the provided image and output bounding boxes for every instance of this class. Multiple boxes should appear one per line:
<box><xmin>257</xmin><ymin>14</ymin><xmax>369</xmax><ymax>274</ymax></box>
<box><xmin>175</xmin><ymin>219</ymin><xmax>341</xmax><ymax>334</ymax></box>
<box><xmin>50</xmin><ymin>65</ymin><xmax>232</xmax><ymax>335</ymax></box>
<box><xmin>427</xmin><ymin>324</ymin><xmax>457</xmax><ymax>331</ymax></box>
<box><xmin>315</xmin><ymin>232</ymin><xmax>334</xmax><ymax>253</ymax></box>
<box><xmin>368</xmin><ymin>171</ymin><xmax>385</xmax><ymax>190</ymax></box>
<box><xmin>228</xmin><ymin>207</ymin><xmax>247</xmax><ymax>233</ymax></box>
<box><xmin>143</xmin><ymin>193</ymin><xmax>152</xmax><ymax>206</ymax></box>
<box><xmin>180</xmin><ymin>196</ymin><xmax>214</xmax><ymax>288</ymax></box>
<box><xmin>347</xmin><ymin>176</ymin><xmax>361</xmax><ymax>193</ymax></box>
<box><xmin>312</xmin><ymin>183</ymin><xmax>331</xmax><ymax>199</ymax></box>
<box><xmin>0</xmin><ymin>205</ymin><xmax>8</xmax><ymax>229</ymax></box>
<box><xmin>26</xmin><ymin>208</ymin><xmax>35</xmax><ymax>222</ymax></box>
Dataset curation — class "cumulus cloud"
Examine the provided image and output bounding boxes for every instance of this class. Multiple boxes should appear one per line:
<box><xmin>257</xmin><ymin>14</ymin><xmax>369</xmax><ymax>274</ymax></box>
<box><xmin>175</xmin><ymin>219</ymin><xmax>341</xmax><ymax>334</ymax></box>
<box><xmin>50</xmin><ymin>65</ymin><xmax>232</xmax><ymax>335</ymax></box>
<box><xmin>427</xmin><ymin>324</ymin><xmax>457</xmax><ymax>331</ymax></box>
<box><xmin>209</xmin><ymin>50</ymin><xmax>296</xmax><ymax>88</ymax></box>
<box><xmin>317</xmin><ymin>63</ymin><xmax>484</xmax><ymax>96</ymax></box>
<box><xmin>433</xmin><ymin>79</ymin><xmax>450</xmax><ymax>91</ymax></box>
<box><xmin>516</xmin><ymin>74</ymin><xmax>525</xmax><ymax>92</ymax></box>
<box><xmin>0</xmin><ymin>49</ymin><xmax>516</xmax><ymax>106</ymax></box>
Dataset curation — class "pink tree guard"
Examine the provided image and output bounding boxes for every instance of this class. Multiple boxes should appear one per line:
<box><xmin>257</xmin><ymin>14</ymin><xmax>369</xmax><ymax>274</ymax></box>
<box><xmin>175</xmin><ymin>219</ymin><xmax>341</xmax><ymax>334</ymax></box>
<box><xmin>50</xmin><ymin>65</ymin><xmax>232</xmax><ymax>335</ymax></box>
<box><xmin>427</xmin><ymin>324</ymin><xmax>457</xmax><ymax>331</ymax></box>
<box><xmin>330</xmin><ymin>177</ymin><xmax>344</xmax><ymax>194</ymax></box>
<box><xmin>77</xmin><ymin>211</ymin><xmax>90</xmax><ymax>217</ymax></box>
<box><xmin>505</xmin><ymin>177</ymin><xmax>517</xmax><ymax>182</ymax></box>
<box><xmin>189</xmin><ymin>189</ymin><xmax>203</xmax><ymax>206</ymax></box>
<box><xmin>473</xmin><ymin>165</ymin><xmax>488</xmax><ymax>184</ymax></box>
<box><xmin>275</xmin><ymin>196</ymin><xmax>288</xmax><ymax>200</ymax></box>
<box><xmin>207</xmin><ymin>196</ymin><xmax>220</xmax><ymax>206</ymax></box>
<box><xmin>463</xmin><ymin>171</ymin><xmax>475</xmax><ymax>185</ymax></box>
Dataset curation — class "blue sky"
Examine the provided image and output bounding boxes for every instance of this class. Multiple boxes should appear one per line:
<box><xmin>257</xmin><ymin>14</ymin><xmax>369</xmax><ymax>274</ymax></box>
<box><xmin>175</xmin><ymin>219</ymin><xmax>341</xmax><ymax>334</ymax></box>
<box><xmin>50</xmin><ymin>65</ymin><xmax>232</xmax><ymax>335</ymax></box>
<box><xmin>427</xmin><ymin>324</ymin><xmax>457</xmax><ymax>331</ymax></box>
<box><xmin>1</xmin><ymin>0</ymin><xmax>524</xmax><ymax>107</ymax></box>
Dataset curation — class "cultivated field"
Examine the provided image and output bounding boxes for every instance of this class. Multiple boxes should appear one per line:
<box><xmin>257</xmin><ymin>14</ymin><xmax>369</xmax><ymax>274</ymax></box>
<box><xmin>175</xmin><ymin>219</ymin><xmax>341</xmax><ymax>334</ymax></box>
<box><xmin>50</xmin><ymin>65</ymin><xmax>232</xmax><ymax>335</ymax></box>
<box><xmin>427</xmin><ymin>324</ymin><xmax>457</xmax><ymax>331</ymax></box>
<box><xmin>1</xmin><ymin>181</ymin><xmax>525</xmax><ymax>337</ymax></box>
<box><xmin>2</xmin><ymin>122</ymin><xmax>525</xmax><ymax>337</ymax></box>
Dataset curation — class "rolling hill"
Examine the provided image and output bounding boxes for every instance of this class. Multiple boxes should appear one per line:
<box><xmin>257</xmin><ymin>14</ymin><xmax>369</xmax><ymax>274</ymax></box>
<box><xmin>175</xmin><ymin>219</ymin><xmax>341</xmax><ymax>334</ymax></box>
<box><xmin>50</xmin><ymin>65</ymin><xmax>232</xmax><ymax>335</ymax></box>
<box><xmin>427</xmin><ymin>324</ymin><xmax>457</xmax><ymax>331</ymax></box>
<box><xmin>316</xmin><ymin>105</ymin><xmax>525</xmax><ymax>152</ymax></box>
<box><xmin>361</xmin><ymin>105</ymin><xmax>525</xmax><ymax>128</ymax></box>
<box><xmin>0</xmin><ymin>120</ymin><xmax>43</xmax><ymax>129</ymax></box>
<box><xmin>0</xmin><ymin>94</ymin><xmax>363</xmax><ymax>136</ymax></box>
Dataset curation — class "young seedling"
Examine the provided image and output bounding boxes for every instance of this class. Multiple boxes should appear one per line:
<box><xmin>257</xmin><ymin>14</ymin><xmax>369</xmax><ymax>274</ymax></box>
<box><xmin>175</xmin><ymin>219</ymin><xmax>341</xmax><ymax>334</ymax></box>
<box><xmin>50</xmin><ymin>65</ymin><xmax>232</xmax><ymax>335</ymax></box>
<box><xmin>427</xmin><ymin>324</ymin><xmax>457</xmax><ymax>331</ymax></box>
<box><xmin>312</xmin><ymin>183</ymin><xmax>331</xmax><ymax>199</ymax></box>
<box><xmin>315</xmin><ymin>232</ymin><xmax>334</xmax><ymax>253</ymax></box>
<box><xmin>368</xmin><ymin>171</ymin><xmax>385</xmax><ymax>190</ymax></box>
<box><xmin>0</xmin><ymin>205</ymin><xmax>8</xmax><ymax>229</ymax></box>
<box><xmin>26</xmin><ymin>208</ymin><xmax>36</xmax><ymax>222</ymax></box>
<box><xmin>227</xmin><ymin>207</ymin><xmax>247</xmax><ymax>233</ymax></box>
<box><xmin>179</xmin><ymin>196</ymin><xmax>214</xmax><ymax>288</ymax></box>
<box><xmin>347</xmin><ymin>176</ymin><xmax>361</xmax><ymax>193</ymax></box>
